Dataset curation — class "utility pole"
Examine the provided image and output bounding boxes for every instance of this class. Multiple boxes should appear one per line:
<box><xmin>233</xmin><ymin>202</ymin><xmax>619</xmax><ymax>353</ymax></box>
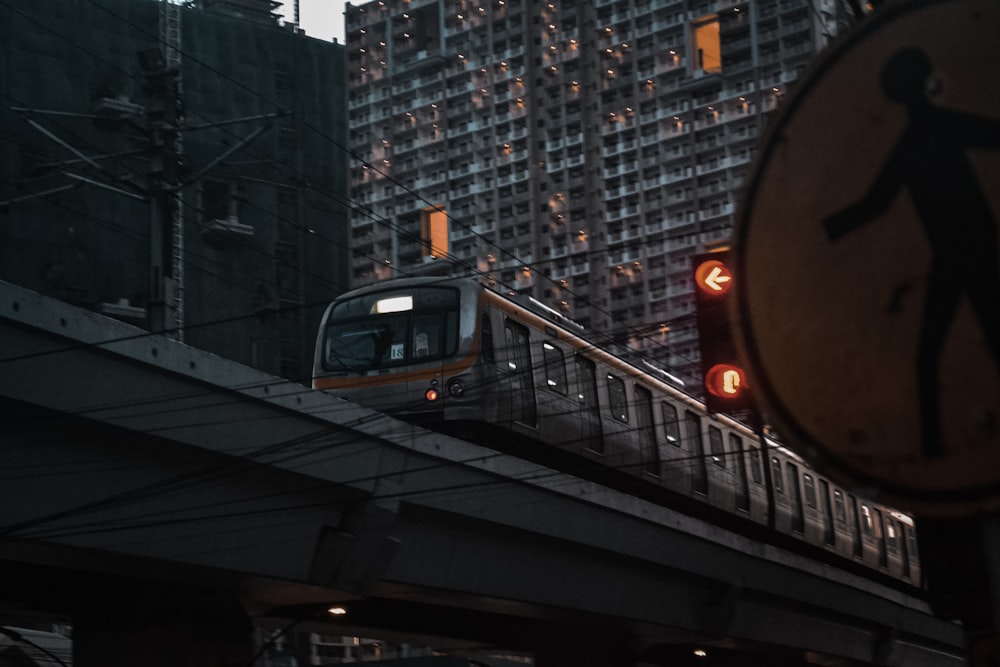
<box><xmin>138</xmin><ymin>47</ymin><xmax>182</xmax><ymax>337</ymax></box>
<box><xmin>160</xmin><ymin>0</ymin><xmax>186</xmax><ymax>339</ymax></box>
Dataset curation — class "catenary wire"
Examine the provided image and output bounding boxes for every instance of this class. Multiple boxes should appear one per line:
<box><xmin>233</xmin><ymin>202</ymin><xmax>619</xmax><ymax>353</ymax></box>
<box><xmin>66</xmin><ymin>0</ymin><xmax>708</xmax><ymax>367</ymax></box>
<box><xmin>0</xmin><ymin>0</ymin><xmax>780</xmax><ymax>552</ymax></box>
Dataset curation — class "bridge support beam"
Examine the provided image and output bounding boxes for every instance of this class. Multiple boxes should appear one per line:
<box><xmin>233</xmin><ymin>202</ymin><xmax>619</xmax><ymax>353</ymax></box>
<box><xmin>534</xmin><ymin>642</ymin><xmax>633</xmax><ymax>667</ymax></box>
<box><xmin>72</xmin><ymin>582</ymin><xmax>254</xmax><ymax>667</ymax></box>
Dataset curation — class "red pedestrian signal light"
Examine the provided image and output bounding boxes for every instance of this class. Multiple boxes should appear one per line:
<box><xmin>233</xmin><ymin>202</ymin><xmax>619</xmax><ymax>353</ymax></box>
<box><xmin>705</xmin><ymin>363</ymin><xmax>748</xmax><ymax>399</ymax></box>
<box><xmin>693</xmin><ymin>250</ymin><xmax>752</xmax><ymax>413</ymax></box>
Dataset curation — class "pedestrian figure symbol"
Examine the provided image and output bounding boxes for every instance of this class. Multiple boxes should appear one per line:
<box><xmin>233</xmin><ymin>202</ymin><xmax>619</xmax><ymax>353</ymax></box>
<box><xmin>823</xmin><ymin>47</ymin><xmax>1000</xmax><ymax>460</ymax></box>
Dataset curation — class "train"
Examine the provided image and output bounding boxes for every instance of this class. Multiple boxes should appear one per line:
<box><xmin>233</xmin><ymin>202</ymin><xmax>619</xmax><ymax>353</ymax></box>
<box><xmin>312</xmin><ymin>275</ymin><xmax>921</xmax><ymax>587</ymax></box>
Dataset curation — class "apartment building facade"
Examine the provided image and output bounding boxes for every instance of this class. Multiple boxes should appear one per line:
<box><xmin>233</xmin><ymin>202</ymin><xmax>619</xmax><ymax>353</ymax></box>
<box><xmin>0</xmin><ymin>0</ymin><xmax>348</xmax><ymax>380</ymax></box>
<box><xmin>345</xmin><ymin>0</ymin><xmax>839</xmax><ymax>381</ymax></box>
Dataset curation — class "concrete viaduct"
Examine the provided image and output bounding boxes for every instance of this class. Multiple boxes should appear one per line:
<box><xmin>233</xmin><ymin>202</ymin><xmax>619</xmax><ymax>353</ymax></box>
<box><xmin>0</xmin><ymin>280</ymin><xmax>964</xmax><ymax>666</ymax></box>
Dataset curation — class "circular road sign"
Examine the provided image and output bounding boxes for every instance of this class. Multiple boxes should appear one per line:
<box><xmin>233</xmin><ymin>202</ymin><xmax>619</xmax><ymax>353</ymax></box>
<box><xmin>734</xmin><ymin>0</ymin><xmax>1000</xmax><ymax>516</ymax></box>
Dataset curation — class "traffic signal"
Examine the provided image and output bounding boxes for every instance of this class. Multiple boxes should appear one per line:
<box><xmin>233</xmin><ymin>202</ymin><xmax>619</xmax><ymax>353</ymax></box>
<box><xmin>693</xmin><ymin>250</ymin><xmax>752</xmax><ymax>413</ymax></box>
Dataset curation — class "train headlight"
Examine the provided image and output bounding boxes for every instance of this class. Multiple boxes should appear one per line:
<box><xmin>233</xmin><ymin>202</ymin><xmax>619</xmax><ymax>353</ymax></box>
<box><xmin>447</xmin><ymin>378</ymin><xmax>465</xmax><ymax>397</ymax></box>
<box><xmin>425</xmin><ymin>388</ymin><xmax>439</xmax><ymax>402</ymax></box>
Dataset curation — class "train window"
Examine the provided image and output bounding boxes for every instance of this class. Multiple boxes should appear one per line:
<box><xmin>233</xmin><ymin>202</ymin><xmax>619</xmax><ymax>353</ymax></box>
<box><xmin>480</xmin><ymin>314</ymin><xmax>495</xmax><ymax>361</ymax></box>
<box><xmin>772</xmin><ymin>457</ymin><xmax>784</xmax><ymax>494</ymax></box>
<box><xmin>323</xmin><ymin>286</ymin><xmax>460</xmax><ymax>371</ymax></box>
<box><xmin>834</xmin><ymin>490</ymin><xmax>846</xmax><ymax>523</ymax></box>
<box><xmin>861</xmin><ymin>504</ymin><xmax>874</xmax><ymax>535</ymax></box>
<box><xmin>505</xmin><ymin>326</ymin><xmax>516</xmax><ymax>371</ymax></box>
<box><xmin>749</xmin><ymin>447</ymin><xmax>762</xmax><ymax>483</ymax></box>
<box><xmin>542</xmin><ymin>342</ymin><xmax>568</xmax><ymax>394</ymax></box>
<box><xmin>327</xmin><ymin>314</ymin><xmax>406</xmax><ymax>369</ymax></box>
<box><xmin>661</xmin><ymin>403</ymin><xmax>681</xmax><ymax>447</ymax></box>
<box><xmin>803</xmin><ymin>474</ymin><xmax>816</xmax><ymax>508</ymax></box>
<box><xmin>413</xmin><ymin>313</ymin><xmax>446</xmax><ymax>358</ymax></box>
<box><xmin>445</xmin><ymin>311</ymin><xmax>459</xmax><ymax>356</ymax></box>
<box><xmin>607</xmin><ymin>374</ymin><xmax>629</xmax><ymax>422</ymax></box>
<box><xmin>886</xmin><ymin>519</ymin><xmax>898</xmax><ymax>548</ymax></box>
<box><xmin>708</xmin><ymin>427</ymin><xmax>726</xmax><ymax>467</ymax></box>
<box><xmin>635</xmin><ymin>385</ymin><xmax>659</xmax><ymax>475</ymax></box>
<box><xmin>329</xmin><ymin>286</ymin><xmax>459</xmax><ymax>320</ymax></box>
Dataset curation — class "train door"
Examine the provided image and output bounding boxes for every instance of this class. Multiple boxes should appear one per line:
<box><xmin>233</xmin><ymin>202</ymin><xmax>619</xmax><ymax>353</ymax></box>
<box><xmin>479</xmin><ymin>312</ymin><xmax>497</xmax><ymax>418</ymax></box>
<box><xmin>904</xmin><ymin>524</ymin><xmax>919</xmax><ymax>581</ymax></box>
<box><xmin>898</xmin><ymin>520</ymin><xmax>913</xmax><ymax>579</ymax></box>
<box><xmin>820</xmin><ymin>479</ymin><xmax>835</xmax><ymax>546</ymax></box>
<box><xmin>787</xmin><ymin>463</ymin><xmax>804</xmax><ymax>533</ymax></box>
<box><xmin>707</xmin><ymin>426</ymin><xmax>731</xmax><ymax>506</ymax></box>
<box><xmin>849</xmin><ymin>495</ymin><xmax>863</xmax><ymax>558</ymax></box>
<box><xmin>731</xmin><ymin>434</ymin><xmax>750</xmax><ymax>513</ymax></box>
<box><xmin>574</xmin><ymin>355</ymin><xmax>603</xmax><ymax>453</ymax></box>
<box><xmin>635</xmin><ymin>385</ymin><xmax>659</xmax><ymax>476</ymax></box>
<box><xmin>660</xmin><ymin>402</ymin><xmax>685</xmax><ymax>491</ymax></box>
<box><xmin>834</xmin><ymin>488</ymin><xmax>852</xmax><ymax>557</ymax></box>
<box><xmin>748</xmin><ymin>445</ymin><xmax>767</xmax><ymax>523</ymax></box>
<box><xmin>803</xmin><ymin>473</ymin><xmax>818</xmax><ymax>540</ymax></box>
<box><xmin>771</xmin><ymin>456</ymin><xmax>787</xmax><ymax>530</ymax></box>
<box><xmin>872</xmin><ymin>507</ymin><xmax>888</xmax><ymax>568</ymax></box>
<box><xmin>539</xmin><ymin>339</ymin><xmax>579</xmax><ymax>450</ymax></box>
<box><xmin>503</xmin><ymin>319</ymin><xmax>537</xmax><ymax>427</ymax></box>
<box><xmin>685</xmin><ymin>411</ymin><xmax>708</xmax><ymax>495</ymax></box>
<box><xmin>886</xmin><ymin>516</ymin><xmax>904</xmax><ymax>577</ymax></box>
<box><xmin>604</xmin><ymin>373</ymin><xmax>631</xmax><ymax>470</ymax></box>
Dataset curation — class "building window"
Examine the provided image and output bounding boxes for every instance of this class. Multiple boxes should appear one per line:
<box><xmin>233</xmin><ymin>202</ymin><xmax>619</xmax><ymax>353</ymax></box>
<box><xmin>692</xmin><ymin>15</ymin><xmax>721</xmax><ymax>74</ymax></box>
<box><xmin>420</xmin><ymin>206</ymin><xmax>448</xmax><ymax>258</ymax></box>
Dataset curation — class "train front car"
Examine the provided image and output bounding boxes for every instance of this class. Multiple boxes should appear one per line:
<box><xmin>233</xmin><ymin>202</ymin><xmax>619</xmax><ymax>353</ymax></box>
<box><xmin>312</xmin><ymin>277</ymin><xmax>487</xmax><ymax>424</ymax></box>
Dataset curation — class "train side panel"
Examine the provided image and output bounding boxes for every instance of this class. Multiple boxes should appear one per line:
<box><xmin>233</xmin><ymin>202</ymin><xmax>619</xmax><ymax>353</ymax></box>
<box><xmin>313</xmin><ymin>277</ymin><xmax>920</xmax><ymax>589</ymax></box>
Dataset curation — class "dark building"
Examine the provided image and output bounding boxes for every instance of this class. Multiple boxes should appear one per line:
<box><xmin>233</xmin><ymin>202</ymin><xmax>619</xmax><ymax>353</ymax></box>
<box><xmin>0</xmin><ymin>0</ymin><xmax>348</xmax><ymax>381</ymax></box>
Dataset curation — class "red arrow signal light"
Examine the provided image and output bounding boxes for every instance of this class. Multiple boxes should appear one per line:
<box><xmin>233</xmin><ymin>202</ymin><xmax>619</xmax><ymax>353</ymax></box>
<box><xmin>694</xmin><ymin>259</ymin><xmax>733</xmax><ymax>296</ymax></box>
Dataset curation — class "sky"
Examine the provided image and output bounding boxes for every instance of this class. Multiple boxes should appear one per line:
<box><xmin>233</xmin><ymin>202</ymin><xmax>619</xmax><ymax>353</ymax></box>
<box><xmin>280</xmin><ymin>0</ymin><xmax>347</xmax><ymax>43</ymax></box>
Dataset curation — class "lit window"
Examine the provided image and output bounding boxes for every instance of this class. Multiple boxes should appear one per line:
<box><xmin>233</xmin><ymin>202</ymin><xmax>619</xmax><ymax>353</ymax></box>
<box><xmin>692</xmin><ymin>15</ymin><xmax>721</xmax><ymax>73</ymax></box>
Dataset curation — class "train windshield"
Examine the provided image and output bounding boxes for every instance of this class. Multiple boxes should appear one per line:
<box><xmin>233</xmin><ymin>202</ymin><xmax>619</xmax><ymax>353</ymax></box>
<box><xmin>323</xmin><ymin>286</ymin><xmax>460</xmax><ymax>371</ymax></box>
